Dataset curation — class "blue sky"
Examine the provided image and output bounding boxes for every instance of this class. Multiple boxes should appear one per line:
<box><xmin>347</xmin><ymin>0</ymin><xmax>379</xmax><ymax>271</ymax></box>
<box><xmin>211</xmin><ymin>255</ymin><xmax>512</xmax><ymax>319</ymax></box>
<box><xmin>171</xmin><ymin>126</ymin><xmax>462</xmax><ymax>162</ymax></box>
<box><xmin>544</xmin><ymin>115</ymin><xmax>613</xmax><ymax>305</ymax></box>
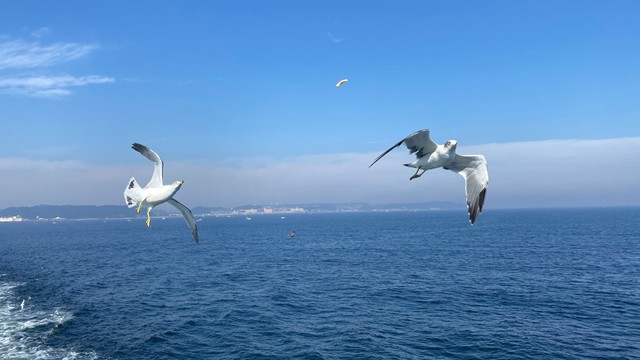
<box><xmin>1</xmin><ymin>1</ymin><xmax>639</xmax><ymax>209</ymax></box>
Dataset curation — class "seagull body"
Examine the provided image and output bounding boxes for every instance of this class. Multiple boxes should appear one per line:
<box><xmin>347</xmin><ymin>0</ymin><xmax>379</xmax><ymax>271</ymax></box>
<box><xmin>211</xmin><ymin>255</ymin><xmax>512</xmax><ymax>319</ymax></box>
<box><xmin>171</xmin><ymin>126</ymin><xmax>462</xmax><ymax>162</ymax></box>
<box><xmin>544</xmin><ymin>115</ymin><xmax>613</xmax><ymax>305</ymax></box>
<box><xmin>336</xmin><ymin>79</ymin><xmax>348</xmax><ymax>87</ymax></box>
<box><xmin>123</xmin><ymin>143</ymin><xmax>199</xmax><ymax>243</ymax></box>
<box><xmin>369</xmin><ymin>129</ymin><xmax>489</xmax><ymax>224</ymax></box>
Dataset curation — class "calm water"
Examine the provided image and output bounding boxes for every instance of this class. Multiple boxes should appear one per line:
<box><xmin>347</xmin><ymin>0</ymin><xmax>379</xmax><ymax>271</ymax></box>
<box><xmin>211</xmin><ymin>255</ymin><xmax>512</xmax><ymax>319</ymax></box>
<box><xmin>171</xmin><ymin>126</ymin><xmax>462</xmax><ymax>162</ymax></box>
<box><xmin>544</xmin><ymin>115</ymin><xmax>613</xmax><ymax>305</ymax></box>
<box><xmin>1</xmin><ymin>208</ymin><xmax>639</xmax><ymax>359</ymax></box>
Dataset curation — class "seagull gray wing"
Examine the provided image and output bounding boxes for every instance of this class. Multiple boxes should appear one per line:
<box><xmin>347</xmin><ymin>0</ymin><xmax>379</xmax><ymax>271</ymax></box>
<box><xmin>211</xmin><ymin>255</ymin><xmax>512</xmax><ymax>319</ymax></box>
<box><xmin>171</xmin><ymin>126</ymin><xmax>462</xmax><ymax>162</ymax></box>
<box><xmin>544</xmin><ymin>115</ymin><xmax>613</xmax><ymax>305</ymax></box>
<box><xmin>402</xmin><ymin>129</ymin><xmax>438</xmax><ymax>158</ymax></box>
<box><xmin>369</xmin><ymin>129</ymin><xmax>438</xmax><ymax>168</ymax></box>
<box><xmin>167</xmin><ymin>198</ymin><xmax>199</xmax><ymax>244</ymax></box>
<box><xmin>132</xmin><ymin>143</ymin><xmax>164</xmax><ymax>188</ymax></box>
<box><xmin>446</xmin><ymin>155</ymin><xmax>488</xmax><ymax>225</ymax></box>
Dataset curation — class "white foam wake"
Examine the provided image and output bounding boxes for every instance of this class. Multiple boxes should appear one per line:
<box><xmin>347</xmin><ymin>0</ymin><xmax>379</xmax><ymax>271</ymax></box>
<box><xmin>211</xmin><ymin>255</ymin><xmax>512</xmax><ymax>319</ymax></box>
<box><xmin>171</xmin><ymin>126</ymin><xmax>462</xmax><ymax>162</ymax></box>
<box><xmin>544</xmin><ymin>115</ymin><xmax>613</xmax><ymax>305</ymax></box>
<box><xmin>0</xmin><ymin>275</ymin><xmax>98</xmax><ymax>360</ymax></box>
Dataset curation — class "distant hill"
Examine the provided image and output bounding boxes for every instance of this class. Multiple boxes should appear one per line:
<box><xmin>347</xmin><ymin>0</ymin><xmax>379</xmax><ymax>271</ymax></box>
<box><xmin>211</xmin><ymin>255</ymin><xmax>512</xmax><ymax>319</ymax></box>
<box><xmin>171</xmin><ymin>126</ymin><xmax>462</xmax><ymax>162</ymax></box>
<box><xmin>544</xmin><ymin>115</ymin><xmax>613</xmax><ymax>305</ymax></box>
<box><xmin>0</xmin><ymin>202</ymin><xmax>463</xmax><ymax>220</ymax></box>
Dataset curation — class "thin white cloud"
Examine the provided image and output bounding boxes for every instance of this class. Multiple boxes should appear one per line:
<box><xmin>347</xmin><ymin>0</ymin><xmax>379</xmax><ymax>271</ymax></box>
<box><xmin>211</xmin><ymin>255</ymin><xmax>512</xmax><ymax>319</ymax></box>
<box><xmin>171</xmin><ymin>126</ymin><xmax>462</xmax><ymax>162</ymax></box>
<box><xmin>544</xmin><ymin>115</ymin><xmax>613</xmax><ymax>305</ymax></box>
<box><xmin>0</xmin><ymin>157</ymin><xmax>120</xmax><ymax>207</ymax></box>
<box><xmin>0</xmin><ymin>157</ymin><xmax>83</xmax><ymax>171</ymax></box>
<box><xmin>24</xmin><ymin>144</ymin><xmax>80</xmax><ymax>157</ymax></box>
<box><xmin>0</xmin><ymin>75</ymin><xmax>114</xmax><ymax>98</ymax></box>
<box><xmin>30</xmin><ymin>27</ymin><xmax>52</xmax><ymax>39</ymax></box>
<box><xmin>0</xmin><ymin>137</ymin><xmax>638</xmax><ymax>209</ymax></box>
<box><xmin>0</xmin><ymin>34</ymin><xmax>112</xmax><ymax>98</ymax></box>
<box><xmin>0</xmin><ymin>40</ymin><xmax>98</xmax><ymax>70</ymax></box>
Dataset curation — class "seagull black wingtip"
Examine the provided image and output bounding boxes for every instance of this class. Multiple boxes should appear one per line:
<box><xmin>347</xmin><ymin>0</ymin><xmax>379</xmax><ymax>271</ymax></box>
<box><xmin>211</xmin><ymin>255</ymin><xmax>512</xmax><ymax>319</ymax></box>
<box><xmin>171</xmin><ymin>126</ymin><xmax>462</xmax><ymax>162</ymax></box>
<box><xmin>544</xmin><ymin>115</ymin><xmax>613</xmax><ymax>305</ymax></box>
<box><xmin>131</xmin><ymin>143</ymin><xmax>144</xmax><ymax>153</ymax></box>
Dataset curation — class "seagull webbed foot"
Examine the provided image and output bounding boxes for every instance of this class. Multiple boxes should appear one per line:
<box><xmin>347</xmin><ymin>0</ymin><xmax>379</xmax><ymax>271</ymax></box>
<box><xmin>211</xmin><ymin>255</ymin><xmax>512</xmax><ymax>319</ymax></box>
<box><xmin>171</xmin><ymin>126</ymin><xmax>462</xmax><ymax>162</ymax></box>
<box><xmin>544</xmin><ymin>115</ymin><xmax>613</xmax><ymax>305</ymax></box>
<box><xmin>146</xmin><ymin>208</ymin><xmax>152</xmax><ymax>227</ymax></box>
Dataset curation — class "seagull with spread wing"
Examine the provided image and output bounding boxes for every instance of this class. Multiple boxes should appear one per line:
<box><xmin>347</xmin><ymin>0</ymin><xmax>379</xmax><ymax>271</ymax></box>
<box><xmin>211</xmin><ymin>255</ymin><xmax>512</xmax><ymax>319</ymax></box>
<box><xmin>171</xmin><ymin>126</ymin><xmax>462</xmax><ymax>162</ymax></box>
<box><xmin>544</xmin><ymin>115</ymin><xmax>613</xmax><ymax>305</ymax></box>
<box><xmin>123</xmin><ymin>143</ymin><xmax>199</xmax><ymax>243</ymax></box>
<box><xmin>369</xmin><ymin>129</ymin><xmax>489</xmax><ymax>224</ymax></box>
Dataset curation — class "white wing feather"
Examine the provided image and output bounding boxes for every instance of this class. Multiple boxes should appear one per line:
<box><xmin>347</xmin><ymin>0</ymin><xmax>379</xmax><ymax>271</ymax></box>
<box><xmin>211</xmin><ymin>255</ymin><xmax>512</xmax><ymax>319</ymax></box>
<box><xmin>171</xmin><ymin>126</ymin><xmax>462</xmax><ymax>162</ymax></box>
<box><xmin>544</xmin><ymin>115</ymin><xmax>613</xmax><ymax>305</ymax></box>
<box><xmin>446</xmin><ymin>155</ymin><xmax>488</xmax><ymax>224</ymax></box>
<box><xmin>402</xmin><ymin>129</ymin><xmax>438</xmax><ymax>158</ymax></box>
<box><xmin>132</xmin><ymin>143</ymin><xmax>164</xmax><ymax>188</ymax></box>
<box><xmin>123</xmin><ymin>177</ymin><xmax>142</xmax><ymax>208</ymax></box>
<box><xmin>167</xmin><ymin>198</ymin><xmax>199</xmax><ymax>244</ymax></box>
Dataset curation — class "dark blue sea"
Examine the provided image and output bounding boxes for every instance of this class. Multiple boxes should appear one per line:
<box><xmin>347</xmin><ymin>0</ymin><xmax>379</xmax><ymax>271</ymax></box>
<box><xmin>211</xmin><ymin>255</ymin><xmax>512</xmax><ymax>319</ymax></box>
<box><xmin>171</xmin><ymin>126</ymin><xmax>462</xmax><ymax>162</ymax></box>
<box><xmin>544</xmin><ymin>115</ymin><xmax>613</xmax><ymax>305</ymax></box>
<box><xmin>1</xmin><ymin>208</ymin><xmax>639</xmax><ymax>359</ymax></box>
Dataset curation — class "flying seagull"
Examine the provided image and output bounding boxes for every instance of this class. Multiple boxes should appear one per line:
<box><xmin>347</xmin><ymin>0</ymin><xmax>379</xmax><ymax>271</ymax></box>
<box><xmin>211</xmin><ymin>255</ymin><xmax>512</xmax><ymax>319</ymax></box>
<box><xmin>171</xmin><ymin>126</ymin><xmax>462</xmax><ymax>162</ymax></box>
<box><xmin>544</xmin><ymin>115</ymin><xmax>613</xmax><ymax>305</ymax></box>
<box><xmin>336</xmin><ymin>79</ymin><xmax>348</xmax><ymax>88</ymax></box>
<box><xmin>369</xmin><ymin>129</ymin><xmax>488</xmax><ymax>224</ymax></box>
<box><xmin>123</xmin><ymin>143</ymin><xmax>199</xmax><ymax>243</ymax></box>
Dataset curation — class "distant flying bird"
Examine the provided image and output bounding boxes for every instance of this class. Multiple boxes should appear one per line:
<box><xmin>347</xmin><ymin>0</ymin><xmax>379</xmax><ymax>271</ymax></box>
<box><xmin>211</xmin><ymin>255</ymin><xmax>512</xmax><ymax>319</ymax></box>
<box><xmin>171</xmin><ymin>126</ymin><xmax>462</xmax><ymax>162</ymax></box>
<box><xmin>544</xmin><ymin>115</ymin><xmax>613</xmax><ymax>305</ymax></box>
<box><xmin>369</xmin><ymin>129</ymin><xmax>488</xmax><ymax>224</ymax></box>
<box><xmin>335</xmin><ymin>79</ymin><xmax>348</xmax><ymax>88</ymax></box>
<box><xmin>20</xmin><ymin>299</ymin><xmax>25</xmax><ymax>311</ymax></box>
<box><xmin>123</xmin><ymin>143</ymin><xmax>199</xmax><ymax>243</ymax></box>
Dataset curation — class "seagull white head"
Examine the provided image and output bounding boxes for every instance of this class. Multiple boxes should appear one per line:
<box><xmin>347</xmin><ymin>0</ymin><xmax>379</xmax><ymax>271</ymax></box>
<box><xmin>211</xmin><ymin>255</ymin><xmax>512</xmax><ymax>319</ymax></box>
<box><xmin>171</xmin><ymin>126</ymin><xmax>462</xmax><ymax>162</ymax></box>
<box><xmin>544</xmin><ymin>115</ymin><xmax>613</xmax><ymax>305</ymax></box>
<box><xmin>444</xmin><ymin>140</ymin><xmax>458</xmax><ymax>150</ymax></box>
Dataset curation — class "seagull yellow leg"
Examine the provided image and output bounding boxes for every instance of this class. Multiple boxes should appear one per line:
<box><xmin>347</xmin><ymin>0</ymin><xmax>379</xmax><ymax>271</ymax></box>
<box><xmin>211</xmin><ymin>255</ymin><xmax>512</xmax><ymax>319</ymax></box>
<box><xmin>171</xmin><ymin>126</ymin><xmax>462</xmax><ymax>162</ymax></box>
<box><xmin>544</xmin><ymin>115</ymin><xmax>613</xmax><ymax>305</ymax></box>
<box><xmin>136</xmin><ymin>201</ymin><xmax>143</xmax><ymax>214</ymax></box>
<box><xmin>146</xmin><ymin>208</ymin><xmax>152</xmax><ymax>227</ymax></box>
<box><xmin>409</xmin><ymin>168</ymin><xmax>425</xmax><ymax>180</ymax></box>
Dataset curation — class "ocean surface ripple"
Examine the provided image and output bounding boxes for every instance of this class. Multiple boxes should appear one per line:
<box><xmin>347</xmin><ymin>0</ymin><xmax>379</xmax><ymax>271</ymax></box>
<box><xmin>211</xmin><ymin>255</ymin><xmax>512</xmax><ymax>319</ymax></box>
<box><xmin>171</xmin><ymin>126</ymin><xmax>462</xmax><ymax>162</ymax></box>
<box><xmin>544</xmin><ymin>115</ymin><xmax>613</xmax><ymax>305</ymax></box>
<box><xmin>1</xmin><ymin>208</ymin><xmax>639</xmax><ymax>359</ymax></box>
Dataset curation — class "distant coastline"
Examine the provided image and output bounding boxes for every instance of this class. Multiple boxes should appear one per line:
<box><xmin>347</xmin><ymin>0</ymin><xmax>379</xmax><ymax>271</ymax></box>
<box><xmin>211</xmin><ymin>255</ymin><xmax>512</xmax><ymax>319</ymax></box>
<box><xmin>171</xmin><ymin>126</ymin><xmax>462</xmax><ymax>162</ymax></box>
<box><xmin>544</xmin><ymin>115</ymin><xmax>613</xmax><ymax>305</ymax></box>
<box><xmin>3</xmin><ymin>203</ymin><xmax>637</xmax><ymax>222</ymax></box>
<box><xmin>0</xmin><ymin>202</ymin><xmax>463</xmax><ymax>221</ymax></box>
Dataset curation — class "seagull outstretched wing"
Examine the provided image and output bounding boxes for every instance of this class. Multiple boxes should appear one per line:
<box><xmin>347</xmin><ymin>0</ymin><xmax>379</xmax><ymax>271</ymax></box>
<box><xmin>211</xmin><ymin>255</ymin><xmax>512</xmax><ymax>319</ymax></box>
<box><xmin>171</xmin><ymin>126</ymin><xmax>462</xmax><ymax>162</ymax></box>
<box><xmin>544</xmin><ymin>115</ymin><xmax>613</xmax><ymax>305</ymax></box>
<box><xmin>369</xmin><ymin>129</ymin><xmax>438</xmax><ymax>168</ymax></box>
<box><xmin>132</xmin><ymin>143</ymin><xmax>164</xmax><ymax>188</ymax></box>
<box><xmin>446</xmin><ymin>155</ymin><xmax>488</xmax><ymax>225</ymax></box>
<box><xmin>167</xmin><ymin>198</ymin><xmax>199</xmax><ymax>244</ymax></box>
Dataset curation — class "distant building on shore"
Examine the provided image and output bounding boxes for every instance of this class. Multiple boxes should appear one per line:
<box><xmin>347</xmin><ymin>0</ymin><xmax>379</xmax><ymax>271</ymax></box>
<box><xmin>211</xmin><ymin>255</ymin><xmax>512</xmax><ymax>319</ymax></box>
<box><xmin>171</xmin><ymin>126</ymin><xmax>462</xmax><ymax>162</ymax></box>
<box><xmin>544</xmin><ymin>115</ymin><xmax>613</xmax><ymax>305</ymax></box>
<box><xmin>0</xmin><ymin>215</ymin><xmax>24</xmax><ymax>222</ymax></box>
<box><xmin>224</xmin><ymin>207</ymin><xmax>306</xmax><ymax>217</ymax></box>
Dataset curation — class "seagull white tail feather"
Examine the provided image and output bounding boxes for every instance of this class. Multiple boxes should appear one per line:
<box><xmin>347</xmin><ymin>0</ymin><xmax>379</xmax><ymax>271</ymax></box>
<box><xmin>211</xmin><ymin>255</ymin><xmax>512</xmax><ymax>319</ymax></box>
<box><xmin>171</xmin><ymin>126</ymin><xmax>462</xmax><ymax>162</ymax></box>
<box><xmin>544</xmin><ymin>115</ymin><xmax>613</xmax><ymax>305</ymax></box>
<box><xmin>123</xmin><ymin>177</ymin><xmax>142</xmax><ymax>208</ymax></box>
